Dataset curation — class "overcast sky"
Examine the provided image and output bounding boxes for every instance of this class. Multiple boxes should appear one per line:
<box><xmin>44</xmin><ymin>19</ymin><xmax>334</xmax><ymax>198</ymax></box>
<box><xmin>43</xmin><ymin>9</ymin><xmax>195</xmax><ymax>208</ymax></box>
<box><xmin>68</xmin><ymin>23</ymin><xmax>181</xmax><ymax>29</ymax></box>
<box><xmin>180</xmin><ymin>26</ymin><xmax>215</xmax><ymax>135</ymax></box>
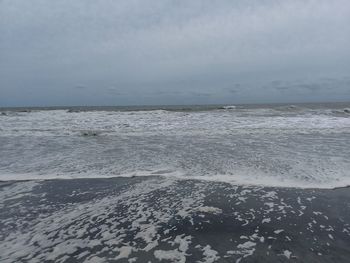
<box><xmin>1</xmin><ymin>0</ymin><xmax>350</xmax><ymax>106</ymax></box>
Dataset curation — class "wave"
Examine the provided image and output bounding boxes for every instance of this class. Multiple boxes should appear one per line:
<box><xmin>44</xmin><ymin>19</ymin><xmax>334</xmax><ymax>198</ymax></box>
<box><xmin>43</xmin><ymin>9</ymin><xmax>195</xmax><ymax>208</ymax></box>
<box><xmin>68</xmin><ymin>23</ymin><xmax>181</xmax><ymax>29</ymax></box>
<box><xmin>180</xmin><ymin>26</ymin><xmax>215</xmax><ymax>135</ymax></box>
<box><xmin>185</xmin><ymin>173</ymin><xmax>350</xmax><ymax>189</ymax></box>
<box><xmin>1</xmin><ymin>107</ymin><xmax>350</xmax><ymax>137</ymax></box>
<box><xmin>2</xmin><ymin>103</ymin><xmax>350</xmax><ymax>115</ymax></box>
<box><xmin>331</xmin><ymin>108</ymin><xmax>350</xmax><ymax>116</ymax></box>
<box><xmin>0</xmin><ymin>111</ymin><xmax>24</xmax><ymax>117</ymax></box>
<box><xmin>1</xmin><ymin>169</ymin><xmax>349</xmax><ymax>189</ymax></box>
<box><xmin>0</xmin><ymin>170</ymin><xmax>185</xmax><ymax>182</ymax></box>
<box><xmin>274</xmin><ymin>105</ymin><xmax>305</xmax><ymax>112</ymax></box>
<box><xmin>1</xmin><ymin>105</ymin><xmax>349</xmax><ymax>189</ymax></box>
<box><xmin>222</xmin><ymin>105</ymin><xmax>237</xmax><ymax>110</ymax></box>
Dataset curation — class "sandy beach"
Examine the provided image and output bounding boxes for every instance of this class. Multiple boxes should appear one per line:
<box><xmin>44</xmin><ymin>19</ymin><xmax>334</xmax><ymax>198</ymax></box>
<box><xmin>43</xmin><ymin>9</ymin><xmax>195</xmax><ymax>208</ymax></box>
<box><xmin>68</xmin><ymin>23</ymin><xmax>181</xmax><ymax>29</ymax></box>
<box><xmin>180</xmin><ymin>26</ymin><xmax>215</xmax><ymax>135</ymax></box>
<box><xmin>1</xmin><ymin>177</ymin><xmax>349</xmax><ymax>262</ymax></box>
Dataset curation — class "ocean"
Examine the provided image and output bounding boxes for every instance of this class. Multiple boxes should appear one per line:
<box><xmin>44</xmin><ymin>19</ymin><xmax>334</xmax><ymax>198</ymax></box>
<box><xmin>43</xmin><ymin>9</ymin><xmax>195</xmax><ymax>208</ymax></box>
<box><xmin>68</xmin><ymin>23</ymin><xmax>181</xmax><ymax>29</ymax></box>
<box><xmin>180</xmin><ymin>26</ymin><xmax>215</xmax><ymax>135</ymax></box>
<box><xmin>1</xmin><ymin>102</ymin><xmax>350</xmax><ymax>262</ymax></box>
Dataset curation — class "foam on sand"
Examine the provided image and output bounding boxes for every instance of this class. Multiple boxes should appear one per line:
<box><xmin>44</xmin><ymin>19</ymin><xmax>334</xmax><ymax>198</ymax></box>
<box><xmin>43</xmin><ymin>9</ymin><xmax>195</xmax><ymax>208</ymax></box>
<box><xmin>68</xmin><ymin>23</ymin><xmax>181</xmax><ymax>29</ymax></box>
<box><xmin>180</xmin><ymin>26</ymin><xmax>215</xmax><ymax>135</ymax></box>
<box><xmin>1</xmin><ymin>176</ymin><xmax>350</xmax><ymax>262</ymax></box>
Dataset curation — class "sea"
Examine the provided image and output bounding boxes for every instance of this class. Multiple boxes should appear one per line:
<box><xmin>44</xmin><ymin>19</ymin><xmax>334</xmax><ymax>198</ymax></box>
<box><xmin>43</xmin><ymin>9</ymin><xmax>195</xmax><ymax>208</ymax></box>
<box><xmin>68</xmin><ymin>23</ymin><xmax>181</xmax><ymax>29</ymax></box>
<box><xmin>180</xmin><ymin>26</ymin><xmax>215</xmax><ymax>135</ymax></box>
<box><xmin>1</xmin><ymin>102</ymin><xmax>350</xmax><ymax>262</ymax></box>
<box><xmin>1</xmin><ymin>102</ymin><xmax>350</xmax><ymax>188</ymax></box>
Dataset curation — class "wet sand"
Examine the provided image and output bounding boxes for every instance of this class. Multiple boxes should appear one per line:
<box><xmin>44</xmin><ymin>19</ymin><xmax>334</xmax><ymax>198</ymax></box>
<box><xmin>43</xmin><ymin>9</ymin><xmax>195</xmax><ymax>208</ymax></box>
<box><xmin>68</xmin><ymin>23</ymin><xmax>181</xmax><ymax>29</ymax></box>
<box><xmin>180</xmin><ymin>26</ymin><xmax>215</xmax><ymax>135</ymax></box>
<box><xmin>1</xmin><ymin>177</ymin><xmax>350</xmax><ymax>262</ymax></box>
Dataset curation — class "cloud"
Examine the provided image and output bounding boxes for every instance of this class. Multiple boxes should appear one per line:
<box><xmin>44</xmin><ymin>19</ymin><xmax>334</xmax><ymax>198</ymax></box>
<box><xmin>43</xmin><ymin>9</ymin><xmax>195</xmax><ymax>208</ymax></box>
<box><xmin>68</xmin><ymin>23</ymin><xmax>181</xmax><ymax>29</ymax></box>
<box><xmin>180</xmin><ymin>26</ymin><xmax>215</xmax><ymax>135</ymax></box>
<box><xmin>0</xmin><ymin>0</ymin><xmax>350</xmax><ymax>106</ymax></box>
<box><xmin>190</xmin><ymin>91</ymin><xmax>213</xmax><ymax>97</ymax></box>
<box><xmin>298</xmin><ymin>84</ymin><xmax>323</xmax><ymax>92</ymax></box>
<box><xmin>274</xmin><ymin>86</ymin><xmax>291</xmax><ymax>91</ymax></box>
<box><xmin>269</xmin><ymin>78</ymin><xmax>350</xmax><ymax>97</ymax></box>
<box><xmin>227</xmin><ymin>89</ymin><xmax>239</xmax><ymax>94</ymax></box>
<box><xmin>74</xmin><ymin>85</ymin><xmax>88</xmax><ymax>90</ymax></box>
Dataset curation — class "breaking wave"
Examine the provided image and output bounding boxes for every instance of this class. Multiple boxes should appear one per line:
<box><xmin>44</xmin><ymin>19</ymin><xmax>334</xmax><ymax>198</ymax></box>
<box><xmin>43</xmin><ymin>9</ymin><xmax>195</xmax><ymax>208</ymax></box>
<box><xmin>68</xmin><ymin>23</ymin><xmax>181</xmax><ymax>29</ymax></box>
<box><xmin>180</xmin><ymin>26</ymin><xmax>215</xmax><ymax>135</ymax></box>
<box><xmin>0</xmin><ymin>103</ymin><xmax>350</xmax><ymax>189</ymax></box>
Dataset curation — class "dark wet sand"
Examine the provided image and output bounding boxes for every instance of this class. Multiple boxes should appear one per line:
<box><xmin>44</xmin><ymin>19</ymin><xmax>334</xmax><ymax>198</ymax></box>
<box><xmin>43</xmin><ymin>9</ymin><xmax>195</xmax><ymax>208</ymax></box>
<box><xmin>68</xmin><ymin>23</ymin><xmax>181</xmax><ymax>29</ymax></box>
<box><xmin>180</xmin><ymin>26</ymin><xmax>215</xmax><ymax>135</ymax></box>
<box><xmin>1</xmin><ymin>177</ymin><xmax>350</xmax><ymax>262</ymax></box>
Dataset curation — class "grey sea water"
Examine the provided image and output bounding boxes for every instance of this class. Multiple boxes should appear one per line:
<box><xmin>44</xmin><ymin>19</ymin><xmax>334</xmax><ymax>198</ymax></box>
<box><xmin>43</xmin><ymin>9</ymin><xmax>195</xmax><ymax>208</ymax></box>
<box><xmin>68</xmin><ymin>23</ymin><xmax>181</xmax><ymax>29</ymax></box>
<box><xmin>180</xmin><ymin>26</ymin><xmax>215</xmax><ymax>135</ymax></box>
<box><xmin>1</xmin><ymin>102</ymin><xmax>350</xmax><ymax>262</ymax></box>
<box><xmin>0</xmin><ymin>102</ymin><xmax>350</xmax><ymax>187</ymax></box>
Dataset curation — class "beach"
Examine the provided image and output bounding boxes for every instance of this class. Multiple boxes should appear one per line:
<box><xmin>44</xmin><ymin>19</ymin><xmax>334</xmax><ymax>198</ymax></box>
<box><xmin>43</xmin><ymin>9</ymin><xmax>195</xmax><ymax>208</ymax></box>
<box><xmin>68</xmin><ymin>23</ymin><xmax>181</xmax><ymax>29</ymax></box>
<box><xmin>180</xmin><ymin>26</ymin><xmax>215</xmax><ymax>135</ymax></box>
<box><xmin>1</xmin><ymin>177</ymin><xmax>350</xmax><ymax>262</ymax></box>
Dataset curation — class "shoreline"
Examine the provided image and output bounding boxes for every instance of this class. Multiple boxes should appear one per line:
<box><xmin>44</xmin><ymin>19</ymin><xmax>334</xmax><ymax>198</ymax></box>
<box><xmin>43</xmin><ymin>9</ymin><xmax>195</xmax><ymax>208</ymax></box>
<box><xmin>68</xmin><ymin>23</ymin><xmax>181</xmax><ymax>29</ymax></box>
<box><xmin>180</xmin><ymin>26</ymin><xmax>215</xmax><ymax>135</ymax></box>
<box><xmin>1</xmin><ymin>175</ymin><xmax>350</xmax><ymax>191</ymax></box>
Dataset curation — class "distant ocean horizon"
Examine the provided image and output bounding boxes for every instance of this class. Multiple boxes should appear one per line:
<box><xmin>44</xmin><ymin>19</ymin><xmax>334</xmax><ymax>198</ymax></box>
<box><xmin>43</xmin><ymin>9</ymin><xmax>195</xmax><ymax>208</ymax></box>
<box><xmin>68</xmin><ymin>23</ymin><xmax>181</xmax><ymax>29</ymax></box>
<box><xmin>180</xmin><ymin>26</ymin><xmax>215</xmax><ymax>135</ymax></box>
<box><xmin>1</xmin><ymin>101</ymin><xmax>350</xmax><ymax>112</ymax></box>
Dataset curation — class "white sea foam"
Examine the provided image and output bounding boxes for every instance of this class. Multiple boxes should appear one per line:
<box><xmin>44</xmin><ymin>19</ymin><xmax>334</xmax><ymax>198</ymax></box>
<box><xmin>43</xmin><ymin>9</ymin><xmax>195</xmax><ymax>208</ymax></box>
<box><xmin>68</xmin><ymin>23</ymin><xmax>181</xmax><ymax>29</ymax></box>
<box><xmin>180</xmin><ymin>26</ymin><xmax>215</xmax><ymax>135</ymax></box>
<box><xmin>0</xmin><ymin>107</ymin><xmax>349</xmax><ymax>188</ymax></box>
<box><xmin>0</xmin><ymin>177</ymin><xmax>208</xmax><ymax>262</ymax></box>
<box><xmin>1</xmin><ymin>108</ymin><xmax>349</xmax><ymax>137</ymax></box>
<box><xmin>223</xmin><ymin>105</ymin><xmax>237</xmax><ymax>110</ymax></box>
<box><xmin>0</xmin><ymin>170</ymin><xmax>185</xmax><ymax>182</ymax></box>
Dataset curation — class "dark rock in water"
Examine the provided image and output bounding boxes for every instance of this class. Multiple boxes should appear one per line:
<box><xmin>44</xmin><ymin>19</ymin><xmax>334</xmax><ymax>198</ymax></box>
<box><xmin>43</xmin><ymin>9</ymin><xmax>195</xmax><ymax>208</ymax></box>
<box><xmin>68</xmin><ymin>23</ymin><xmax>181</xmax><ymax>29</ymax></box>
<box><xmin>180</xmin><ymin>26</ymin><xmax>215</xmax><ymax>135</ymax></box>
<box><xmin>81</xmin><ymin>130</ymin><xmax>99</xmax><ymax>136</ymax></box>
<box><xmin>67</xmin><ymin>109</ymin><xmax>81</xmax><ymax>113</ymax></box>
<box><xmin>1</xmin><ymin>112</ymin><xmax>7</xmax><ymax>116</ymax></box>
<box><xmin>18</xmin><ymin>109</ymin><xmax>31</xmax><ymax>113</ymax></box>
<box><xmin>344</xmin><ymin>108</ymin><xmax>350</xmax><ymax>114</ymax></box>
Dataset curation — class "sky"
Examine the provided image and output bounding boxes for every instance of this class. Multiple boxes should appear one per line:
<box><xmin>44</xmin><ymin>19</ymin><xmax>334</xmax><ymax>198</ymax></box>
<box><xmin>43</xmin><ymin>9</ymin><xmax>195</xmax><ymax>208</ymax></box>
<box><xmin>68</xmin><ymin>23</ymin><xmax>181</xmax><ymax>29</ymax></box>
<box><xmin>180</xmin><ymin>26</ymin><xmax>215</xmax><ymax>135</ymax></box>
<box><xmin>1</xmin><ymin>0</ymin><xmax>350</xmax><ymax>107</ymax></box>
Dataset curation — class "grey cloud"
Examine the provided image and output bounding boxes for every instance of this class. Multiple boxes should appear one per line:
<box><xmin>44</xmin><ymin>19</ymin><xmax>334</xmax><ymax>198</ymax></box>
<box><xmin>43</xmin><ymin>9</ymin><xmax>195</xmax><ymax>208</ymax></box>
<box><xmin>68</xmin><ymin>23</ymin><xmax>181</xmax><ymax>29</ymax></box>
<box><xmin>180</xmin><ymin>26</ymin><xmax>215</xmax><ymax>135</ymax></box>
<box><xmin>1</xmin><ymin>0</ymin><xmax>350</xmax><ymax>106</ymax></box>
<box><xmin>190</xmin><ymin>92</ymin><xmax>213</xmax><ymax>97</ymax></box>
<box><xmin>270</xmin><ymin>80</ymin><xmax>283</xmax><ymax>86</ymax></box>
<box><xmin>274</xmin><ymin>86</ymin><xmax>291</xmax><ymax>91</ymax></box>
<box><xmin>106</xmin><ymin>87</ymin><xmax>124</xmax><ymax>95</ymax></box>
<box><xmin>227</xmin><ymin>89</ymin><xmax>239</xmax><ymax>94</ymax></box>
<box><xmin>269</xmin><ymin>78</ymin><xmax>350</xmax><ymax>97</ymax></box>
<box><xmin>298</xmin><ymin>84</ymin><xmax>324</xmax><ymax>92</ymax></box>
<box><xmin>74</xmin><ymin>85</ymin><xmax>88</xmax><ymax>90</ymax></box>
